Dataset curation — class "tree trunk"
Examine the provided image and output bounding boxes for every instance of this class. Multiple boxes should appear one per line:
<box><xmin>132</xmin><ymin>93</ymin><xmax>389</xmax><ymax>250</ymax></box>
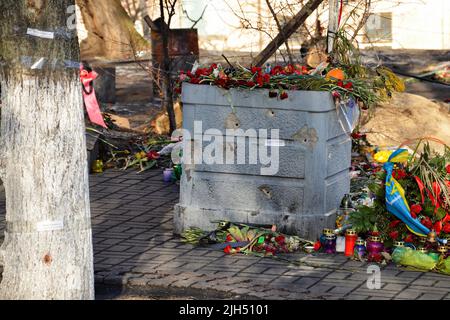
<box><xmin>159</xmin><ymin>0</ymin><xmax>177</xmax><ymax>134</ymax></box>
<box><xmin>327</xmin><ymin>0</ymin><xmax>340</xmax><ymax>53</ymax></box>
<box><xmin>76</xmin><ymin>0</ymin><xmax>149</xmax><ymax>61</ymax></box>
<box><xmin>0</xmin><ymin>0</ymin><xmax>94</xmax><ymax>300</ymax></box>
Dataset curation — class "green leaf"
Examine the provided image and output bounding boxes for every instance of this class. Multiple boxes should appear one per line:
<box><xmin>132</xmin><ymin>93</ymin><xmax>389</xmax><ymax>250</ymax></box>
<box><xmin>436</xmin><ymin>207</ymin><xmax>446</xmax><ymax>220</ymax></box>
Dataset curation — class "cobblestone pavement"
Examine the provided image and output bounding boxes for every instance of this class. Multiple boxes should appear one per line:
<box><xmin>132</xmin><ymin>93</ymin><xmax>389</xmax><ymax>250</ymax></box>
<box><xmin>1</xmin><ymin>169</ymin><xmax>450</xmax><ymax>300</ymax></box>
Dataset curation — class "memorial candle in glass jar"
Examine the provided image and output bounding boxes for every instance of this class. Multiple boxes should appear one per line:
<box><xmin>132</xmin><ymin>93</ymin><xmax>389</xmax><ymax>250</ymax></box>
<box><xmin>345</xmin><ymin>229</ymin><xmax>357</xmax><ymax>256</ymax></box>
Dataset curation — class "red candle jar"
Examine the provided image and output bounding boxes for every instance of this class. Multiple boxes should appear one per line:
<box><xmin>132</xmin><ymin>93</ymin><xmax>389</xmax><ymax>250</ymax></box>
<box><xmin>345</xmin><ymin>229</ymin><xmax>357</xmax><ymax>256</ymax></box>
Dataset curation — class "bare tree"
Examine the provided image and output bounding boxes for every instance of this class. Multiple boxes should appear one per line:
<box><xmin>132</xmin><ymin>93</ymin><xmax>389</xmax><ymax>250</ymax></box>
<box><xmin>158</xmin><ymin>0</ymin><xmax>177</xmax><ymax>134</ymax></box>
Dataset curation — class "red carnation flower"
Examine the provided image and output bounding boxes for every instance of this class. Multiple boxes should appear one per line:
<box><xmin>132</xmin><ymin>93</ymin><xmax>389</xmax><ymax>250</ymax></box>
<box><xmin>146</xmin><ymin>150</ymin><xmax>160</xmax><ymax>160</ymax></box>
<box><xmin>421</xmin><ymin>216</ymin><xmax>433</xmax><ymax>229</ymax></box>
<box><xmin>389</xmin><ymin>230</ymin><xmax>399</xmax><ymax>240</ymax></box>
<box><xmin>443</xmin><ymin>223</ymin><xmax>450</xmax><ymax>233</ymax></box>
<box><xmin>404</xmin><ymin>234</ymin><xmax>415</xmax><ymax>243</ymax></box>
<box><xmin>351</xmin><ymin>132</ymin><xmax>363</xmax><ymax>139</ymax></box>
<box><xmin>332</xmin><ymin>91</ymin><xmax>341</xmax><ymax>99</ymax></box>
<box><xmin>389</xmin><ymin>220</ymin><xmax>401</xmax><ymax>228</ymax></box>
<box><xmin>224</xmin><ymin>245</ymin><xmax>233</xmax><ymax>254</ymax></box>
<box><xmin>275</xmin><ymin>235</ymin><xmax>285</xmax><ymax>245</ymax></box>
<box><xmin>337</xmin><ymin>80</ymin><xmax>344</xmax><ymax>87</ymax></box>
<box><xmin>270</xmin><ymin>65</ymin><xmax>285</xmax><ymax>75</ymax></box>
<box><xmin>280</xmin><ymin>92</ymin><xmax>288</xmax><ymax>100</ymax></box>
<box><xmin>246</xmin><ymin>81</ymin><xmax>255</xmax><ymax>87</ymax></box>
<box><xmin>313</xmin><ymin>240</ymin><xmax>321</xmax><ymax>251</ymax></box>
<box><xmin>410</xmin><ymin>204</ymin><xmax>422</xmax><ymax>215</ymax></box>
<box><xmin>393</xmin><ymin>169</ymin><xmax>407</xmax><ymax>180</ymax></box>
<box><xmin>446</xmin><ymin>164</ymin><xmax>450</xmax><ymax>174</ymax></box>
<box><xmin>208</xmin><ymin>63</ymin><xmax>218</xmax><ymax>72</ymax></box>
<box><xmin>251</xmin><ymin>66</ymin><xmax>262</xmax><ymax>74</ymax></box>
<box><xmin>343</xmin><ymin>82</ymin><xmax>353</xmax><ymax>90</ymax></box>
<box><xmin>256</xmin><ymin>75</ymin><xmax>264</xmax><ymax>87</ymax></box>
<box><xmin>190</xmin><ymin>77</ymin><xmax>200</xmax><ymax>84</ymax></box>
<box><xmin>226</xmin><ymin>234</ymin><xmax>234</xmax><ymax>242</ymax></box>
<box><xmin>195</xmin><ymin>67</ymin><xmax>209</xmax><ymax>77</ymax></box>
<box><xmin>434</xmin><ymin>221</ymin><xmax>443</xmax><ymax>234</ymax></box>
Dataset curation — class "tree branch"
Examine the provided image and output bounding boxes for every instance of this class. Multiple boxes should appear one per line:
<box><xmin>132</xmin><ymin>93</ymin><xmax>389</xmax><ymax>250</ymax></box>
<box><xmin>264</xmin><ymin>0</ymin><xmax>294</xmax><ymax>64</ymax></box>
<box><xmin>252</xmin><ymin>0</ymin><xmax>325</xmax><ymax>67</ymax></box>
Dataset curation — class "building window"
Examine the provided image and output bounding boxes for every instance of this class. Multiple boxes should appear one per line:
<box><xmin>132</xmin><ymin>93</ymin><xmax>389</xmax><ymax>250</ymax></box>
<box><xmin>364</xmin><ymin>12</ymin><xmax>392</xmax><ymax>43</ymax></box>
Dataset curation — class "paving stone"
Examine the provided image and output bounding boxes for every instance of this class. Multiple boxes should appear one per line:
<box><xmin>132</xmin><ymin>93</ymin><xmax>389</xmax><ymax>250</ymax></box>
<box><xmin>418</xmin><ymin>293</ymin><xmax>445</xmax><ymax>300</ymax></box>
<box><xmin>433</xmin><ymin>281</ymin><xmax>450</xmax><ymax>288</ymax></box>
<box><xmin>307</xmin><ymin>283</ymin><xmax>335</xmax><ymax>294</ymax></box>
<box><xmin>292</xmin><ymin>277</ymin><xmax>322</xmax><ymax>289</ymax></box>
<box><xmin>382</xmin><ymin>283</ymin><xmax>407</xmax><ymax>292</ymax></box>
<box><xmin>351</xmin><ymin>288</ymin><xmax>399</xmax><ymax>298</ymax></box>
<box><xmin>394</xmin><ymin>289</ymin><xmax>423</xmax><ymax>300</ymax></box>
<box><xmin>263</xmin><ymin>267</ymin><xmax>289</xmax><ymax>275</ymax></box>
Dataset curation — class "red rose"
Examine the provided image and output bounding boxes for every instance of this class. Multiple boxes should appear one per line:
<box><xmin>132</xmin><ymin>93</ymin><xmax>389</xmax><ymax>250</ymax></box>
<box><xmin>337</xmin><ymin>80</ymin><xmax>344</xmax><ymax>87</ymax></box>
<box><xmin>263</xmin><ymin>73</ymin><xmax>270</xmax><ymax>83</ymax></box>
<box><xmin>268</xmin><ymin>91</ymin><xmax>278</xmax><ymax>98</ymax></box>
<box><xmin>174</xmin><ymin>87</ymin><xmax>182</xmax><ymax>94</ymax></box>
<box><xmin>226</xmin><ymin>234</ymin><xmax>233</xmax><ymax>242</ymax></box>
<box><xmin>404</xmin><ymin>234</ymin><xmax>415</xmax><ymax>243</ymax></box>
<box><xmin>389</xmin><ymin>230</ymin><xmax>399</xmax><ymax>240</ymax></box>
<box><xmin>246</xmin><ymin>81</ymin><xmax>255</xmax><ymax>87</ymax></box>
<box><xmin>410</xmin><ymin>204</ymin><xmax>422</xmax><ymax>215</ymax></box>
<box><xmin>389</xmin><ymin>220</ymin><xmax>401</xmax><ymax>228</ymax></box>
<box><xmin>313</xmin><ymin>240</ymin><xmax>321</xmax><ymax>251</ymax></box>
<box><xmin>190</xmin><ymin>77</ymin><xmax>200</xmax><ymax>84</ymax></box>
<box><xmin>446</xmin><ymin>164</ymin><xmax>450</xmax><ymax>174</ymax></box>
<box><xmin>421</xmin><ymin>216</ymin><xmax>433</xmax><ymax>229</ymax></box>
<box><xmin>280</xmin><ymin>92</ymin><xmax>288</xmax><ymax>100</ymax></box>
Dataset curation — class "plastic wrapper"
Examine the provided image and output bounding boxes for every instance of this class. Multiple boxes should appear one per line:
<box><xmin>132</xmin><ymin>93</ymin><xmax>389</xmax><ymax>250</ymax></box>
<box><xmin>392</xmin><ymin>247</ymin><xmax>438</xmax><ymax>271</ymax></box>
<box><xmin>436</xmin><ymin>257</ymin><xmax>450</xmax><ymax>275</ymax></box>
<box><xmin>338</xmin><ymin>98</ymin><xmax>360</xmax><ymax>133</ymax></box>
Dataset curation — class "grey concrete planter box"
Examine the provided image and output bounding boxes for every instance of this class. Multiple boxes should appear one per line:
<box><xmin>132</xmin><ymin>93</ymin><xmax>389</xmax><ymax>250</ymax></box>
<box><xmin>174</xmin><ymin>83</ymin><xmax>351</xmax><ymax>239</ymax></box>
